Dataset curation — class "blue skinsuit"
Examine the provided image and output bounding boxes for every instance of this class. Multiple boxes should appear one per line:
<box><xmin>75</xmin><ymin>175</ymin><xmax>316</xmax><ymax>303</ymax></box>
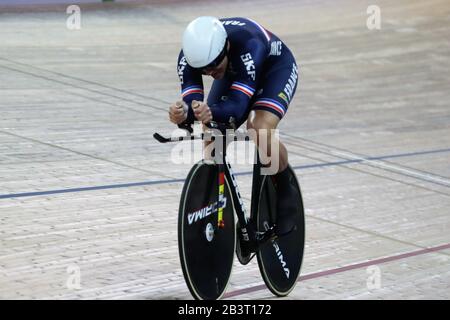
<box><xmin>177</xmin><ymin>17</ymin><xmax>299</xmax><ymax>127</ymax></box>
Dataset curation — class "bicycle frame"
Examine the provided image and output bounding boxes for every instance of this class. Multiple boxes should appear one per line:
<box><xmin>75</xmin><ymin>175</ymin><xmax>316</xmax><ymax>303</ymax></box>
<box><xmin>154</xmin><ymin>124</ymin><xmax>261</xmax><ymax>240</ymax></box>
<box><xmin>216</xmin><ymin>137</ymin><xmax>253</xmax><ymax>241</ymax></box>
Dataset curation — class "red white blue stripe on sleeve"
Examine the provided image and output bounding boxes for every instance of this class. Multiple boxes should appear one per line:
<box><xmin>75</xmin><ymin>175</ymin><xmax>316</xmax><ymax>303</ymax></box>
<box><xmin>253</xmin><ymin>98</ymin><xmax>287</xmax><ymax>117</ymax></box>
<box><xmin>182</xmin><ymin>85</ymin><xmax>204</xmax><ymax>98</ymax></box>
<box><xmin>230</xmin><ymin>81</ymin><xmax>255</xmax><ymax>98</ymax></box>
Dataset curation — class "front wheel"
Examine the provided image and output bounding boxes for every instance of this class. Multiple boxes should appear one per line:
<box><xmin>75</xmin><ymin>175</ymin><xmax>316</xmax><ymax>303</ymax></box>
<box><xmin>178</xmin><ymin>161</ymin><xmax>236</xmax><ymax>300</ymax></box>
<box><xmin>256</xmin><ymin>165</ymin><xmax>305</xmax><ymax>296</ymax></box>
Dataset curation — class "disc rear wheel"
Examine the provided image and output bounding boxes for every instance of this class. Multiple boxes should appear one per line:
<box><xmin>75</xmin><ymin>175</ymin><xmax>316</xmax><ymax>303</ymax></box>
<box><xmin>256</xmin><ymin>165</ymin><xmax>305</xmax><ymax>296</ymax></box>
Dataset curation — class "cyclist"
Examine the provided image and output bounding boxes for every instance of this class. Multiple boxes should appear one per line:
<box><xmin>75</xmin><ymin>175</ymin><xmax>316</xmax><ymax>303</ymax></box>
<box><xmin>169</xmin><ymin>16</ymin><xmax>299</xmax><ymax>255</ymax></box>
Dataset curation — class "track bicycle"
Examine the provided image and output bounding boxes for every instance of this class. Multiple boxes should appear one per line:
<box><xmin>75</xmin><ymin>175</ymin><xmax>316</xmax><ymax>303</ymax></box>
<box><xmin>154</xmin><ymin>121</ymin><xmax>305</xmax><ymax>300</ymax></box>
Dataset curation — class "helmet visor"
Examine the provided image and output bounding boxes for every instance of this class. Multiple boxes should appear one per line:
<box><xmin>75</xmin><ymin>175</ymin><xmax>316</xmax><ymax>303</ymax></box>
<box><xmin>198</xmin><ymin>42</ymin><xmax>228</xmax><ymax>73</ymax></box>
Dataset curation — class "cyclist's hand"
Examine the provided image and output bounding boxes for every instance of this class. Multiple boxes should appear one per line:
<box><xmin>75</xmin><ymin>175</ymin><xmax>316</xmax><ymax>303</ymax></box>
<box><xmin>192</xmin><ymin>100</ymin><xmax>212</xmax><ymax>124</ymax></box>
<box><xmin>169</xmin><ymin>101</ymin><xmax>187</xmax><ymax>125</ymax></box>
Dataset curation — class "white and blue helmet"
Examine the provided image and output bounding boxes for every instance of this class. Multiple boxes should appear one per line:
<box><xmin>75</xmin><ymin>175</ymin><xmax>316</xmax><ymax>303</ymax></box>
<box><xmin>182</xmin><ymin>16</ymin><xmax>228</xmax><ymax>69</ymax></box>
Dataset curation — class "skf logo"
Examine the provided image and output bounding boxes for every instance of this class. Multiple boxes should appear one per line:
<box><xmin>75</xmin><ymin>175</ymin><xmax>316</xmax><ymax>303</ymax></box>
<box><xmin>187</xmin><ymin>197</ymin><xmax>227</xmax><ymax>225</ymax></box>
<box><xmin>240</xmin><ymin>53</ymin><xmax>256</xmax><ymax>81</ymax></box>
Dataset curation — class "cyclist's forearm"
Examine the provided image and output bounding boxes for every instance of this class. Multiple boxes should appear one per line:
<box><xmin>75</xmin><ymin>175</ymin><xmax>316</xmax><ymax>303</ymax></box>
<box><xmin>210</xmin><ymin>97</ymin><xmax>248</xmax><ymax>123</ymax></box>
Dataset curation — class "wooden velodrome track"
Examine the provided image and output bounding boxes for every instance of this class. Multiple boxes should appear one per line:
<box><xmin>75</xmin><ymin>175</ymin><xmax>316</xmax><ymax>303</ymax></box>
<box><xmin>0</xmin><ymin>0</ymin><xmax>449</xmax><ymax>299</ymax></box>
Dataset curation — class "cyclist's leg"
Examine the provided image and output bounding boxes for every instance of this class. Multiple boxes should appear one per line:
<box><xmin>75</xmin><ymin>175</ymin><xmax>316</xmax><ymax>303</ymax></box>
<box><xmin>247</xmin><ymin>59</ymin><xmax>299</xmax><ymax>174</ymax></box>
<box><xmin>247</xmin><ymin>110</ymin><xmax>287</xmax><ymax>172</ymax></box>
<box><xmin>247</xmin><ymin>57</ymin><xmax>299</xmax><ymax>235</ymax></box>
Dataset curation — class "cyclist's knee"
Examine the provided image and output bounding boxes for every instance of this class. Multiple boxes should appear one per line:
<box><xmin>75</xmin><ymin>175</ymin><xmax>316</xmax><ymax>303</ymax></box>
<box><xmin>247</xmin><ymin>110</ymin><xmax>279</xmax><ymax>131</ymax></box>
<box><xmin>248</xmin><ymin>121</ymin><xmax>278</xmax><ymax>145</ymax></box>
